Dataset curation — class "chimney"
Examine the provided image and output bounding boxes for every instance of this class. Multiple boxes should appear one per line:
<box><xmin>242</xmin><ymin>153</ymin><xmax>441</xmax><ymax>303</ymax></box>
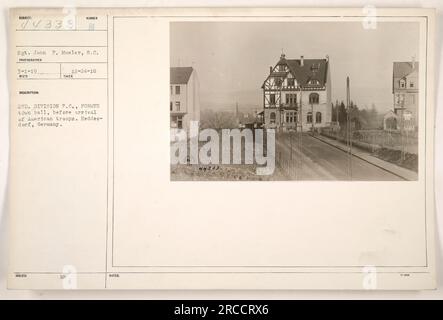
<box><xmin>269</xmin><ymin>66</ymin><xmax>273</xmax><ymax>74</ymax></box>
<box><xmin>300</xmin><ymin>55</ymin><xmax>304</xmax><ymax>67</ymax></box>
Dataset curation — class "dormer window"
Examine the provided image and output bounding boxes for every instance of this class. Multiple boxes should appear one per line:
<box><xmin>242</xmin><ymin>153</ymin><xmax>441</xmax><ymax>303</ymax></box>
<box><xmin>409</xmin><ymin>82</ymin><xmax>414</xmax><ymax>88</ymax></box>
<box><xmin>287</xmin><ymin>78</ymin><xmax>295</xmax><ymax>87</ymax></box>
<box><xmin>310</xmin><ymin>63</ymin><xmax>320</xmax><ymax>72</ymax></box>
<box><xmin>308</xmin><ymin>80</ymin><xmax>320</xmax><ymax>85</ymax></box>
<box><xmin>399</xmin><ymin>79</ymin><xmax>406</xmax><ymax>88</ymax></box>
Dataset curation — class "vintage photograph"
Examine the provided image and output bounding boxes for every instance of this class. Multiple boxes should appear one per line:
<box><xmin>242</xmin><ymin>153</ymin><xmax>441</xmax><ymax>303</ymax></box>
<box><xmin>170</xmin><ymin>21</ymin><xmax>420</xmax><ymax>181</ymax></box>
<box><xmin>5</xmin><ymin>6</ymin><xmax>437</xmax><ymax>293</ymax></box>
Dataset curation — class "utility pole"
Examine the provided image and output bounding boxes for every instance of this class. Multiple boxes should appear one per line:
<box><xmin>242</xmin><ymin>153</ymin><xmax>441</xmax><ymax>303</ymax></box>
<box><xmin>297</xmin><ymin>84</ymin><xmax>303</xmax><ymax>179</ymax></box>
<box><xmin>235</xmin><ymin>102</ymin><xmax>239</xmax><ymax>126</ymax></box>
<box><xmin>400</xmin><ymin>98</ymin><xmax>406</xmax><ymax>161</ymax></box>
<box><xmin>346</xmin><ymin>76</ymin><xmax>352</xmax><ymax>180</ymax></box>
<box><xmin>336</xmin><ymin>102</ymin><xmax>339</xmax><ymax>141</ymax></box>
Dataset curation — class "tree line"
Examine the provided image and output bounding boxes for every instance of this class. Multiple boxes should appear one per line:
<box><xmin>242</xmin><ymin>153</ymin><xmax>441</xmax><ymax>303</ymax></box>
<box><xmin>200</xmin><ymin>102</ymin><xmax>384</xmax><ymax>131</ymax></box>
<box><xmin>331</xmin><ymin>100</ymin><xmax>383</xmax><ymax>130</ymax></box>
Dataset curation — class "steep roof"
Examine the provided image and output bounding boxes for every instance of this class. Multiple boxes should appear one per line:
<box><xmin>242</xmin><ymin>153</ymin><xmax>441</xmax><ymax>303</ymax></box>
<box><xmin>284</xmin><ymin>58</ymin><xmax>329</xmax><ymax>87</ymax></box>
<box><xmin>170</xmin><ymin>67</ymin><xmax>193</xmax><ymax>84</ymax></box>
<box><xmin>262</xmin><ymin>57</ymin><xmax>329</xmax><ymax>89</ymax></box>
<box><xmin>393</xmin><ymin>62</ymin><xmax>419</xmax><ymax>79</ymax></box>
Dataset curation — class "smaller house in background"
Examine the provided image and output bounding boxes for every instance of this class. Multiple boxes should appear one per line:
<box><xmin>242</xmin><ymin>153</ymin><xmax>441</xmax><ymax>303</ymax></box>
<box><xmin>170</xmin><ymin>67</ymin><xmax>200</xmax><ymax>132</ymax></box>
<box><xmin>383</xmin><ymin>110</ymin><xmax>398</xmax><ymax>131</ymax></box>
<box><xmin>383</xmin><ymin>109</ymin><xmax>414</xmax><ymax>131</ymax></box>
<box><xmin>239</xmin><ymin>111</ymin><xmax>264</xmax><ymax>130</ymax></box>
<box><xmin>384</xmin><ymin>59</ymin><xmax>418</xmax><ymax>131</ymax></box>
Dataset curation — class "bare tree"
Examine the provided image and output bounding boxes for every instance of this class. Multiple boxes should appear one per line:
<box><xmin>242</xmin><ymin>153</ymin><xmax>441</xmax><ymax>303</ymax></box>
<box><xmin>200</xmin><ymin>109</ymin><xmax>238</xmax><ymax>129</ymax></box>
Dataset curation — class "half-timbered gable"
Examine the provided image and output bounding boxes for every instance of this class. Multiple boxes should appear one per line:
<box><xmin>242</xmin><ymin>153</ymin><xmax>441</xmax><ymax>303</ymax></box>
<box><xmin>262</xmin><ymin>53</ymin><xmax>332</xmax><ymax>131</ymax></box>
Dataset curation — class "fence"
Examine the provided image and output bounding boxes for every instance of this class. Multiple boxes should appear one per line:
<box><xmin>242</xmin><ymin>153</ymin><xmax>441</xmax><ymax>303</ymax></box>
<box><xmin>321</xmin><ymin>128</ymin><xmax>418</xmax><ymax>155</ymax></box>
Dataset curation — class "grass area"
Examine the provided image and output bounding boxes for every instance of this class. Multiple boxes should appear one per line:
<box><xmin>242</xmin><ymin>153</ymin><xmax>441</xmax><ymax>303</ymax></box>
<box><xmin>170</xmin><ymin>130</ymin><xmax>287</xmax><ymax>181</ymax></box>
<box><xmin>320</xmin><ymin>130</ymin><xmax>418</xmax><ymax>172</ymax></box>
<box><xmin>373</xmin><ymin>148</ymin><xmax>418</xmax><ymax>173</ymax></box>
<box><xmin>171</xmin><ymin>164</ymin><xmax>277</xmax><ymax>181</ymax></box>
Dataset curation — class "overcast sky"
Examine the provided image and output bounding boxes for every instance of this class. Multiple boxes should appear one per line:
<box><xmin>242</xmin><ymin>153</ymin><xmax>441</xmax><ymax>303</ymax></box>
<box><xmin>170</xmin><ymin>21</ymin><xmax>419</xmax><ymax>113</ymax></box>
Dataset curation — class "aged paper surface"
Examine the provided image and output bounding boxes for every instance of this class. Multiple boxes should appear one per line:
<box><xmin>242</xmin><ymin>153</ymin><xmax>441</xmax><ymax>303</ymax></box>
<box><xmin>8</xmin><ymin>7</ymin><xmax>436</xmax><ymax>289</ymax></box>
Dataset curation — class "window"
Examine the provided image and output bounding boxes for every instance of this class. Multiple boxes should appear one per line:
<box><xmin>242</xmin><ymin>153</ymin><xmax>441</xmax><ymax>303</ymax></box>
<box><xmin>270</xmin><ymin>112</ymin><xmax>276</xmax><ymax>124</ymax></box>
<box><xmin>409</xmin><ymin>82</ymin><xmax>414</xmax><ymax>88</ymax></box>
<box><xmin>308</xmin><ymin>80</ymin><xmax>320</xmax><ymax>85</ymax></box>
<box><xmin>175</xmin><ymin>86</ymin><xmax>180</xmax><ymax>95</ymax></box>
<box><xmin>309</xmin><ymin>93</ymin><xmax>319</xmax><ymax>104</ymax></box>
<box><xmin>286</xmin><ymin>112</ymin><xmax>294</xmax><ymax>123</ymax></box>
<box><xmin>399</xmin><ymin>79</ymin><xmax>406</xmax><ymax>88</ymax></box>
<box><xmin>170</xmin><ymin>102</ymin><xmax>173</xmax><ymax>111</ymax></box>
<box><xmin>287</xmin><ymin>78</ymin><xmax>295</xmax><ymax>87</ymax></box>
<box><xmin>395</xmin><ymin>93</ymin><xmax>405</xmax><ymax>105</ymax></box>
<box><xmin>278</xmin><ymin>65</ymin><xmax>285</xmax><ymax>72</ymax></box>
<box><xmin>316</xmin><ymin>112</ymin><xmax>322</xmax><ymax>123</ymax></box>
<box><xmin>175</xmin><ymin>101</ymin><xmax>180</xmax><ymax>111</ymax></box>
<box><xmin>285</xmin><ymin>93</ymin><xmax>297</xmax><ymax>105</ymax></box>
<box><xmin>307</xmin><ymin>112</ymin><xmax>313</xmax><ymax>123</ymax></box>
<box><xmin>269</xmin><ymin>94</ymin><xmax>276</xmax><ymax>105</ymax></box>
<box><xmin>275</xmin><ymin>78</ymin><xmax>282</xmax><ymax>87</ymax></box>
<box><xmin>171</xmin><ymin>115</ymin><xmax>183</xmax><ymax>129</ymax></box>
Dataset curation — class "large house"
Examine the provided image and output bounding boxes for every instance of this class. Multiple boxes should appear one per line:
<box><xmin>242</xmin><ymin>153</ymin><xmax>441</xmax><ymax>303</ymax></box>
<box><xmin>261</xmin><ymin>53</ymin><xmax>332</xmax><ymax>131</ymax></box>
<box><xmin>170</xmin><ymin>67</ymin><xmax>200</xmax><ymax>131</ymax></box>
<box><xmin>383</xmin><ymin>60</ymin><xmax>419</xmax><ymax>131</ymax></box>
